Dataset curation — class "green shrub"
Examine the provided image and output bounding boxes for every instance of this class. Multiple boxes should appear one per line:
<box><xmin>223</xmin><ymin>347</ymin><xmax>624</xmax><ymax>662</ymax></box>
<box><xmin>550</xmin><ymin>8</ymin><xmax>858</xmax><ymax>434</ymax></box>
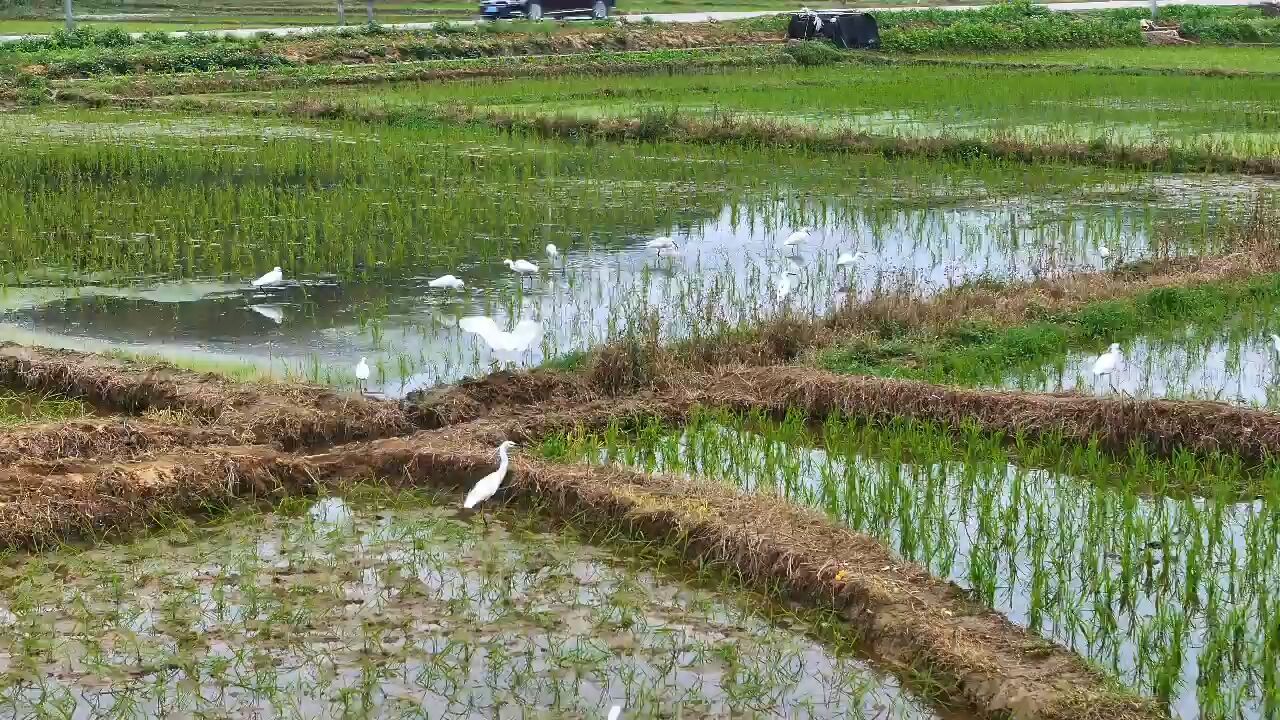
<box><xmin>782</xmin><ymin>40</ymin><xmax>846</xmax><ymax>66</ymax></box>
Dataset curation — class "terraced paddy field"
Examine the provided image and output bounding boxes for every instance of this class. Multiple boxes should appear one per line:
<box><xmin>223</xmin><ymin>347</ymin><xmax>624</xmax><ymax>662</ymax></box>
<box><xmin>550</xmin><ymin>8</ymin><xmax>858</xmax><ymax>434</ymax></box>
<box><xmin>3</xmin><ymin>33</ymin><xmax>1280</xmax><ymax>720</ymax></box>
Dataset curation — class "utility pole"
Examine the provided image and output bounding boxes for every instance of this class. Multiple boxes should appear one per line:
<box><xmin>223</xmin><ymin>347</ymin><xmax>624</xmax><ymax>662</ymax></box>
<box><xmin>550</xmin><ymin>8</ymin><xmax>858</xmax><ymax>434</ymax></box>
<box><xmin>64</xmin><ymin>0</ymin><xmax>74</xmax><ymax>31</ymax></box>
<box><xmin>337</xmin><ymin>0</ymin><xmax>346</xmax><ymax>25</ymax></box>
<box><xmin>1150</xmin><ymin>0</ymin><xmax>1158</xmax><ymax>19</ymax></box>
<box><xmin>366</xmin><ymin>0</ymin><xmax>374</xmax><ymax>24</ymax></box>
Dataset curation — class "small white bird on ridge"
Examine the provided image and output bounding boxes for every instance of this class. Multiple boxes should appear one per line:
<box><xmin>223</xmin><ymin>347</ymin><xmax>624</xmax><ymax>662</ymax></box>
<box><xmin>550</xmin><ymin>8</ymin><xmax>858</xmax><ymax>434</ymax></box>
<box><xmin>645</xmin><ymin>236</ymin><xmax>677</xmax><ymax>255</ymax></box>
<box><xmin>464</xmin><ymin>440</ymin><xmax>516</xmax><ymax>509</ymax></box>
<box><xmin>428</xmin><ymin>274</ymin><xmax>465</xmax><ymax>290</ymax></box>
<box><xmin>252</xmin><ymin>267</ymin><xmax>283</xmax><ymax>287</ymax></box>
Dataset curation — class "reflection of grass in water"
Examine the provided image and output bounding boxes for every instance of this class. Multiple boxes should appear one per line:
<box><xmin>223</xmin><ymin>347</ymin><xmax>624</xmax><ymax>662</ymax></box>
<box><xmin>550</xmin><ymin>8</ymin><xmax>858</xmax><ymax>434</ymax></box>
<box><xmin>0</xmin><ymin>485</ymin><xmax>933</xmax><ymax>719</ymax></box>
<box><xmin>545</xmin><ymin>409</ymin><xmax>1280</xmax><ymax>719</ymax></box>
<box><xmin>0</xmin><ymin>390</ymin><xmax>86</xmax><ymax>426</ymax></box>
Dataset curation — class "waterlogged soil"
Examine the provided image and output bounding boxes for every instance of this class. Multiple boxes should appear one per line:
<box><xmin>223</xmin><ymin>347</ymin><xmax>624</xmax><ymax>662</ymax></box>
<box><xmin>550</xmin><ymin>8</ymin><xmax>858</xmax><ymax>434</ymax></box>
<box><xmin>561</xmin><ymin>415</ymin><xmax>1280</xmax><ymax>720</ymax></box>
<box><xmin>0</xmin><ymin>488</ymin><xmax>941</xmax><ymax>719</ymax></box>
<box><xmin>0</xmin><ymin>107</ymin><xmax>1257</xmax><ymax>396</ymax></box>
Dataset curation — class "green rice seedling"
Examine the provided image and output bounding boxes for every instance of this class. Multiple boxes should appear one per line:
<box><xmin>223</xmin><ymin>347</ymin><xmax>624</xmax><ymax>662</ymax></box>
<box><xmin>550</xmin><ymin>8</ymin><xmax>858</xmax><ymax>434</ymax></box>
<box><xmin>546</xmin><ymin>410</ymin><xmax>1280</xmax><ymax>718</ymax></box>
<box><xmin>0</xmin><ymin>487</ymin><xmax>941</xmax><ymax>718</ymax></box>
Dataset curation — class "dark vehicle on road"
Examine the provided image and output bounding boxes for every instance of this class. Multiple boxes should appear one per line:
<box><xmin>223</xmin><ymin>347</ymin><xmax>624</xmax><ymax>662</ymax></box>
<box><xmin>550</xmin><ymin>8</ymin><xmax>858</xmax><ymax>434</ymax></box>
<box><xmin>480</xmin><ymin>0</ymin><xmax>613</xmax><ymax>20</ymax></box>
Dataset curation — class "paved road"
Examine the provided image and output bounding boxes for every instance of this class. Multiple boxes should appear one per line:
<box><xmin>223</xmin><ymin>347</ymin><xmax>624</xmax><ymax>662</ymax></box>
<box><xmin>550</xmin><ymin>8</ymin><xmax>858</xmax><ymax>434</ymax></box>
<box><xmin>0</xmin><ymin>0</ymin><xmax>1259</xmax><ymax>43</ymax></box>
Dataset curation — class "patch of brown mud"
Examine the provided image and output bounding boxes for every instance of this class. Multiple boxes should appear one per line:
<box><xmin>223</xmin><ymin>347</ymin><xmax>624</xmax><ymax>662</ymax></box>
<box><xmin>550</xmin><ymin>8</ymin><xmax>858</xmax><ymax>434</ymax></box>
<box><xmin>0</xmin><ymin>418</ymin><xmax>244</xmax><ymax>464</ymax></box>
<box><xmin>404</xmin><ymin>368</ymin><xmax>598</xmax><ymax>427</ymax></box>
<box><xmin>0</xmin><ymin>345</ymin><xmax>413</xmax><ymax>449</ymax></box>
<box><xmin>0</xmin><ymin>428</ymin><xmax>1157</xmax><ymax>720</ymax></box>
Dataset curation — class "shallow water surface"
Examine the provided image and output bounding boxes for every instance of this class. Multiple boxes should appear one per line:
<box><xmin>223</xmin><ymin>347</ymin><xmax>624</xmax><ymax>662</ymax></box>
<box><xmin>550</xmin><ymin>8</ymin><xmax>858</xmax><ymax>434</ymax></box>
<box><xmin>0</xmin><ymin>489</ymin><xmax>939</xmax><ymax>719</ymax></box>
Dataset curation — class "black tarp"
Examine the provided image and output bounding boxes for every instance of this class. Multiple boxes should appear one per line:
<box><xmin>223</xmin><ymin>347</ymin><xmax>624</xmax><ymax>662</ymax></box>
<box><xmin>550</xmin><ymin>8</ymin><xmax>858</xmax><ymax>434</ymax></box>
<box><xmin>786</xmin><ymin>12</ymin><xmax>880</xmax><ymax>49</ymax></box>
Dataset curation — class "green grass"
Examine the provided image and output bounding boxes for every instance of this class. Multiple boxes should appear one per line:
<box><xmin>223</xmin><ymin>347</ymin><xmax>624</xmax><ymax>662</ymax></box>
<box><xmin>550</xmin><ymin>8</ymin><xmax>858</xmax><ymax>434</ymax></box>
<box><xmin>926</xmin><ymin>45</ymin><xmax>1280</xmax><ymax>74</ymax></box>
<box><xmin>819</xmin><ymin>272</ymin><xmax>1280</xmax><ymax>388</ymax></box>
<box><xmin>0</xmin><ymin>389</ymin><xmax>86</xmax><ymax>425</ymax></box>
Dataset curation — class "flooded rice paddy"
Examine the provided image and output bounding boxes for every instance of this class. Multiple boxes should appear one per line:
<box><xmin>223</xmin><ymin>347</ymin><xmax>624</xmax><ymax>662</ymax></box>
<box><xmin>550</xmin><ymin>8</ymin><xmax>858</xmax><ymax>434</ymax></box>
<box><xmin>545</xmin><ymin>411</ymin><xmax>1280</xmax><ymax>720</ymax></box>
<box><xmin>0</xmin><ymin>488</ymin><xmax>942</xmax><ymax>719</ymax></box>
<box><xmin>264</xmin><ymin>66</ymin><xmax>1280</xmax><ymax>159</ymax></box>
<box><xmin>0</xmin><ymin>107</ymin><xmax>1270</xmax><ymax>394</ymax></box>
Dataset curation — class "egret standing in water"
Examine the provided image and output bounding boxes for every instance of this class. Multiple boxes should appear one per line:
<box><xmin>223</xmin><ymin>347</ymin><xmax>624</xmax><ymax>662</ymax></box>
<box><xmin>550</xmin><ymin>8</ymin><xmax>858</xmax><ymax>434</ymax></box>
<box><xmin>1099</xmin><ymin>245</ymin><xmax>1112</xmax><ymax>263</ymax></box>
<box><xmin>1271</xmin><ymin>333</ymin><xmax>1280</xmax><ymax>356</ymax></box>
<box><xmin>782</xmin><ymin>227</ymin><xmax>811</xmax><ymax>249</ymax></box>
<box><xmin>355</xmin><ymin>357</ymin><xmax>370</xmax><ymax>394</ymax></box>
<box><xmin>1092</xmin><ymin>343</ymin><xmax>1122</xmax><ymax>392</ymax></box>
<box><xmin>464</xmin><ymin>440</ymin><xmax>516</xmax><ymax>511</ymax></box>
<box><xmin>836</xmin><ymin>251</ymin><xmax>863</xmax><ymax>269</ymax></box>
<box><xmin>504</xmin><ymin>258</ymin><xmax>539</xmax><ymax>287</ymax></box>
<box><xmin>252</xmin><ymin>267</ymin><xmax>283</xmax><ymax>288</ymax></box>
<box><xmin>645</xmin><ymin>236</ymin><xmax>677</xmax><ymax>256</ymax></box>
<box><xmin>428</xmin><ymin>274</ymin><xmax>464</xmax><ymax>290</ymax></box>
<box><xmin>546</xmin><ymin>243</ymin><xmax>559</xmax><ymax>260</ymax></box>
<box><xmin>607</xmin><ymin>705</ymin><xmax>623</xmax><ymax>720</ymax></box>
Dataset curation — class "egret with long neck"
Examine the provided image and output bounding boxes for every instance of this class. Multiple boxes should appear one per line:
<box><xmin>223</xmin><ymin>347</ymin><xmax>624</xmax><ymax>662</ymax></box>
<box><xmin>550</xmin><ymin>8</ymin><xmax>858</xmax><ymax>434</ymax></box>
<box><xmin>464</xmin><ymin>441</ymin><xmax>516</xmax><ymax>509</ymax></box>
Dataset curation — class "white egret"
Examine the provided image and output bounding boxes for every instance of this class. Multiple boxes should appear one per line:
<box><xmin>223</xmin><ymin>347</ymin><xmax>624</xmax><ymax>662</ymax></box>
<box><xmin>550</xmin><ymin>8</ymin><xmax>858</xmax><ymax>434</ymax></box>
<box><xmin>460</xmin><ymin>316</ymin><xmax>543</xmax><ymax>354</ymax></box>
<box><xmin>504</xmin><ymin>258</ymin><xmax>539</xmax><ymax>287</ymax></box>
<box><xmin>1099</xmin><ymin>245</ymin><xmax>1112</xmax><ymax>260</ymax></box>
<box><xmin>1272</xmin><ymin>333</ymin><xmax>1280</xmax><ymax>355</ymax></box>
<box><xmin>464</xmin><ymin>440</ymin><xmax>516</xmax><ymax>509</ymax></box>
<box><xmin>836</xmin><ymin>251</ymin><xmax>864</xmax><ymax>268</ymax></box>
<box><xmin>1092</xmin><ymin>343</ymin><xmax>1122</xmax><ymax>391</ymax></box>
<box><xmin>645</xmin><ymin>236</ymin><xmax>677</xmax><ymax>255</ymax></box>
<box><xmin>782</xmin><ymin>227</ymin><xmax>811</xmax><ymax>248</ymax></box>
<box><xmin>776</xmin><ymin>269</ymin><xmax>800</xmax><ymax>301</ymax></box>
<box><xmin>428</xmin><ymin>274</ymin><xmax>465</xmax><ymax>290</ymax></box>
<box><xmin>248</xmin><ymin>304</ymin><xmax>284</xmax><ymax>324</ymax></box>
<box><xmin>546</xmin><ymin>243</ymin><xmax>559</xmax><ymax>259</ymax></box>
<box><xmin>355</xmin><ymin>357</ymin><xmax>370</xmax><ymax>393</ymax></box>
<box><xmin>607</xmin><ymin>706</ymin><xmax>623</xmax><ymax>720</ymax></box>
<box><xmin>251</xmin><ymin>266</ymin><xmax>283</xmax><ymax>287</ymax></box>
